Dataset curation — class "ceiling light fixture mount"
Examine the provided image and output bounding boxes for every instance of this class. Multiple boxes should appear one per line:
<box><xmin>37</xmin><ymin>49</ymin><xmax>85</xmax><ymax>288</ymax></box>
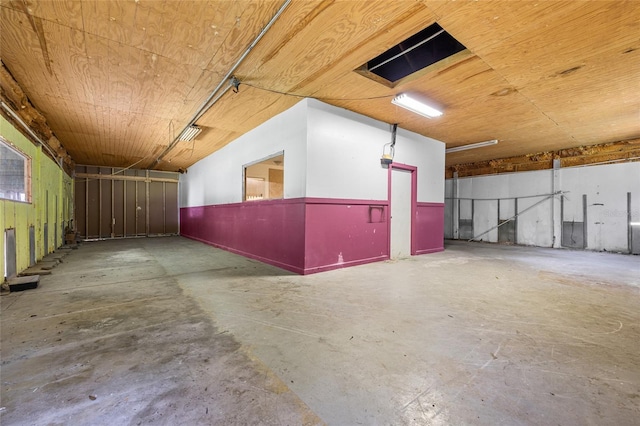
<box><xmin>230</xmin><ymin>76</ymin><xmax>241</xmax><ymax>93</ymax></box>
<box><xmin>179</xmin><ymin>125</ymin><xmax>202</xmax><ymax>141</ymax></box>
<box><xmin>445</xmin><ymin>139</ymin><xmax>498</xmax><ymax>153</ymax></box>
<box><xmin>391</xmin><ymin>93</ymin><xmax>443</xmax><ymax>119</ymax></box>
<box><xmin>380</xmin><ymin>123</ymin><xmax>398</xmax><ymax>167</ymax></box>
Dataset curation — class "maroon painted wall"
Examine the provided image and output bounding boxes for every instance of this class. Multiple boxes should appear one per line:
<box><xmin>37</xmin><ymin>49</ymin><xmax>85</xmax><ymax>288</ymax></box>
<box><xmin>304</xmin><ymin>199</ymin><xmax>389</xmax><ymax>274</ymax></box>
<box><xmin>180</xmin><ymin>199</ymin><xmax>306</xmax><ymax>273</ymax></box>
<box><xmin>180</xmin><ymin>198</ymin><xmax>444</xmax><ymax>274</ymax></box>
<box><xmin>415</xmin><ymin>202</ymin><xmax>445</xmax><ymax>254</ymax></box>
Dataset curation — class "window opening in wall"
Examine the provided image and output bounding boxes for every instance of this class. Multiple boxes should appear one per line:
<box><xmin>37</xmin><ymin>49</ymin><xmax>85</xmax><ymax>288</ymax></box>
<box><xmin>0</xmin><ymin>136</ymin><xmax>31</xmax><ymax>202</ymax></box>
<box><xmin>356</xmin><ymin>22</ymin><xmax>467</xmax><ymax>87</ymax></box>
<box><xmin>243</xmin><ymin>153</ymin><xmax>284</xmax><ymax>201</ymax></box>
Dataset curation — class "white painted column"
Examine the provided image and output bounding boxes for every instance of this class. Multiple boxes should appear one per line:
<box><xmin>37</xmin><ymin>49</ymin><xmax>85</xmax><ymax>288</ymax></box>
<box><xmin>552</xmin><ymin>159</ymin><xmax>562</xmax><ymax>248</ymax></box>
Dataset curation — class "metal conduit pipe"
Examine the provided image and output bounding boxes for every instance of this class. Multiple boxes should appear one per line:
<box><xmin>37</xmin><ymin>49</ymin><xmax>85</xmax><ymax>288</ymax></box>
<box><xmin>153</xmin><ymin>0</ymin><xmax>292</xmax><ymax>168</ymax></box>
<box><xmin>1</xmin><ymin>100</ymin><xmax>64</xmax><ymax>170</ymax></box>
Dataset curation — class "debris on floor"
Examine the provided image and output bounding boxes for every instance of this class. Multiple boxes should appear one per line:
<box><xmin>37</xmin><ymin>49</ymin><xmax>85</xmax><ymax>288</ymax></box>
<box><xmin>7</xmin><ymin>275</ymin><xmax>40</xmax><ymax>292</ymax></box>
<box><xmin>2</xmin><ymin>245</ymin><xmax>79</xmax><ymax>292</ymax></box>
<box><xmin>17</xmin><ymin>245</ymin><xmax>77</xmax><ymax>277</ymax></box>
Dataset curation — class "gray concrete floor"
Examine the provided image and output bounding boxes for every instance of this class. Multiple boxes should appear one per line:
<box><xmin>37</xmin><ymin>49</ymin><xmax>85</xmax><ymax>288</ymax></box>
<box><xmin>1</xmin><ymin>237</ymin><xmax>639</xmax><ymax>425</ymax></box>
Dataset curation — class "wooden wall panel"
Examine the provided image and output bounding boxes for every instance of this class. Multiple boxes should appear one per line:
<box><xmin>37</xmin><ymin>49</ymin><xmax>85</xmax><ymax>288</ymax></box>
<box><xmin>86</xmin><ymin>170</ymin><xmax>100</xmax><ymax>239</ymax></box>
<box><xmin>165</xmin><ymin>183</ymin><xmax>179</xmax><ymax>234</ymax></box>
<box><xmin>124</xmin><ymin>180</ymin><xmax>137</xmax><ymax>236</ymax></box>
<box><xmin>148</xmin><ymin>181</ymin><xmax>165</xmax><ymax>235</ymax></box>
<box><xmin>74</xmin><ymin>177</ymin><xmax>86</xmax><ymax>238</ymax></box>
<box><xmin>73</xmin><ymin>167</ymin><xmax>178</xmax><ymax>239</ymax></box>
<box><xmin>99</xmin><ymin>178</ymin><xmax>111</xmax><ymax>238</ymax></box>
<box><xmin>135</xmin><ymin>181</ymin><xmax>147</xmax><ymax>236</ymax></box>
<box><xmin>113</xmin><ymin>180</ymin><xmax>125</xmax><ymax>237</ymax></box>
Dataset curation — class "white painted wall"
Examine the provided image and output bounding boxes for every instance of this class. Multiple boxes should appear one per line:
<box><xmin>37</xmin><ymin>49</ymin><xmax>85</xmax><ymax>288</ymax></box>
<box><xmin>458</xmin><ymin>171</ymin><xmax>555</xmax><ymax>246</ymax></box>
<box><xmin>179</xmin><ymin>100</ymin><xmax>308</xmax><ymax>207</ymax></box>
<box><xmin>180</xmin><ymin>99</ymin><xmax>446</xmax><ymax>207</ymax></box>
<box><xmin>306</xmin><ymin>99</ymin><xmax>445</xmax><ymax>202</ymax></box>
<box><xmin>559</xmin><ymin>162</ymin><xmax>640</xmax><ymax>251</ymax></box>
<box><xmin>445</xmin><ymin>161</ymin><xmax>640</xmax><ymax>252</ymax></box>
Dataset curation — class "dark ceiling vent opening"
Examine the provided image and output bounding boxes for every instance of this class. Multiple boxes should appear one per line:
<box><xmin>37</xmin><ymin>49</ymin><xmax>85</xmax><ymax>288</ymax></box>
<box><xmin>357</xmin><ymin>23</ymin><xmax>467</xmax><ymax>86</ymax></box>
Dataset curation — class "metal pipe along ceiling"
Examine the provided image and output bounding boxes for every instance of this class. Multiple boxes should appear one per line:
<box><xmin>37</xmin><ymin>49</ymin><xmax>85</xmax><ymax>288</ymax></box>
<box><xmin>153</xmin><ymin>0</ymin><xmax>293</xmax><ymax>168</ymax></box>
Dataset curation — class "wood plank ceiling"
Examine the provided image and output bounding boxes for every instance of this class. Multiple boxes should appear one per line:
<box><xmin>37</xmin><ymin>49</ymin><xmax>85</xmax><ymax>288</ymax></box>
<box><xmin>1</xmin><ymin>0</ymin><xmax>639</xmax><ymax>172</ymax></box>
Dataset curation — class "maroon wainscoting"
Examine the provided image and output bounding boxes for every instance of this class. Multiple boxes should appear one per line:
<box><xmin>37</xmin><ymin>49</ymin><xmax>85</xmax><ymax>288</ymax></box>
<box><xmin>415</xmin><ymin>202</ymin><xmax>445</xmax><ymax>254</ymax></box>
<box><xmin>180</xmin><ymin>198</ymin><xmax>389</xmax><ymax>275</ymax></box>
<box><xmin>303</xmin><ymin>198</ymin><xmax>389</xmax><ymax>274</ymax></box>
<box><xmin>180</xmin><ymin>199</ymin><xmax>306</xmax><ymax>274</ymax></box>
<box><xmin>181</xmin><ymin>198</ymin><xmax>442</xmax><ymax>274</ymax></box>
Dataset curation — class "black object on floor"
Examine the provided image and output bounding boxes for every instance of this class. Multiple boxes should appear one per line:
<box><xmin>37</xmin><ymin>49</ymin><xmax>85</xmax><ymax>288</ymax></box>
<box><xmin>8</xmin><ymin>275</ymin><xmax>40</xmax><ymax>292</ymax></box>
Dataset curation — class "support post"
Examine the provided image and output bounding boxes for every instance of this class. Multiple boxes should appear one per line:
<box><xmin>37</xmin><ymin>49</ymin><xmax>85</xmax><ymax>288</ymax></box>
<box><xmin>98</xmin><ymin>169</ymin><xmax>102</xmax><ymax>238</ymax></box>
<box><xmin>145</xmin><ymin>170</ymin><xmax>150</xmax><ymax>235</ymax></box>
<box><xmin>123</xmin><ymin>177</ymin><xmax>127</xmax><ymax>238</ymax></box>
<box><xmin>85</xmin><ymin>169</ymin><xmax>89</xmax><ymax>239</ymax></box>
<box><xmin>552</xmin><ymin>159</ymin><xmax>561</xmax><ymax>248</ymax></box>
<box><xmin>453</xmin><ymin>171</ymin><xmax>459</xmax><ymax>239</ymax></box>
<box><xmin>514</xmin><ymin>198</ymin><xmax>518</xmax><ymax>244</ymax></box>
<box><xmin>111</xmin><ymin>168</ymin><xmax>115</xmax><ymax>238</ymax></box>
<box><xmin>628</xmin><ymin>192</ymin><xmax>632</xmax><ymax>254</ymax></box>
<box><xmin>582</xmin><ymin>194</ymin><xmax>588</xmax><ymax>249</ymax></box>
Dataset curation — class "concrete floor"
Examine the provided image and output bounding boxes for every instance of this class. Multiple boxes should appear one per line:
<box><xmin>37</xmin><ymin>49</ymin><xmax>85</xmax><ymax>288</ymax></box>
<box><xmin>1</xmin><ymin>237</ymin><xmax>639</xmax><ymax>425</ymax></box>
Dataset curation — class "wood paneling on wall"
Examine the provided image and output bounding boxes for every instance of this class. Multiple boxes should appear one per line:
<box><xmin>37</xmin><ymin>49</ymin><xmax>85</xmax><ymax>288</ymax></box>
<box><xmin>74</xmin><ymin>166</ymin><xmax>179</xmax><ymax>239</ymax></box>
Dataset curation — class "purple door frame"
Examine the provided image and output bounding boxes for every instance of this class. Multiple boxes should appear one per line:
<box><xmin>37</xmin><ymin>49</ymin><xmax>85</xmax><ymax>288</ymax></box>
<box><xmin>387</xmin><ymin>162</ymin><xmax>418</xmax><ymax>256</ymax></box>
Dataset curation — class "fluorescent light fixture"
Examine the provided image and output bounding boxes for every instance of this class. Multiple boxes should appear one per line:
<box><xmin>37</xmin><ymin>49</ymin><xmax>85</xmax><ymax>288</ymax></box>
<box><xmin>631</xmin><ymin>222</ymin><xmax>640</xmax><ymax>226</ymax></box>
<box><xmin>446</xmin><ymin>139</ymin><xmax>498</xmax><ymax>154</ymax></box>
<box><xmin>391</xmin><ymin>93</ymin><xmax>443</xmax><ymax>118</ymax></box>
<box><xmin>179</xmin><ymin>125</ymin><xmax>202</xmax><ymax>141</ymax></box>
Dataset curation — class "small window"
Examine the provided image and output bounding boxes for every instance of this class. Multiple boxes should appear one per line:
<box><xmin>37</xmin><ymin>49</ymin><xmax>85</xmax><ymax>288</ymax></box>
<box><xmin>356</xmin><ymin>22</ymin><xmax>467</xmax><ymax>87</ymax></box>
<box><xmin>0</xmin><ymin>137</ymin><xmax>31</xmax><ymax>202</ymax></box>
<box><xmin>243</xmin><ymin>153</ymin><xmax>284</xmax><ymax>201</ymax></box>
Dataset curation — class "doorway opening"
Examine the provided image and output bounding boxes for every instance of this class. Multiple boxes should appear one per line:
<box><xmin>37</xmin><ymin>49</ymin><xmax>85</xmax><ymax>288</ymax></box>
<box><xmin>389</xmin><ymin>163</ymin><xmax>417</xmax><ymax>259</ymax></box>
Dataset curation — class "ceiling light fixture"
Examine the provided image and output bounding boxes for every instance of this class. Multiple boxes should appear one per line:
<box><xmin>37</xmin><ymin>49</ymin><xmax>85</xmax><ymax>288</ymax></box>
<box><xmin>391</xmin><ymin>93</ymin><xmax>443</xmax><ymax>118</ymax></box>
<box><xmin>179</xmin><ymin>125</ymin><xmax>202</xmax><ymax>141</ymax></box>
<box><xmin>445</xmin><ymin>139</ymin><xmax>498</xmax><ymax>153</ymax></box>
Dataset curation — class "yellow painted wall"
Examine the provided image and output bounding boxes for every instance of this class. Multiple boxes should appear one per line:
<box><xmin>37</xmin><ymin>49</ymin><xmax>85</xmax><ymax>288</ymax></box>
<box><xmin>1</xmin><ymin>115</ymin><xmax>73</xmax><ymax>280</ymax></box>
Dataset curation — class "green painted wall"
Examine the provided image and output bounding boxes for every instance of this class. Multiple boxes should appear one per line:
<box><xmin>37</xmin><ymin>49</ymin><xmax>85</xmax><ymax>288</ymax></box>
<box><xmin>1</xmin><ymin>115</ymin><xmax>73</xmax><ymax>280</ymax></box>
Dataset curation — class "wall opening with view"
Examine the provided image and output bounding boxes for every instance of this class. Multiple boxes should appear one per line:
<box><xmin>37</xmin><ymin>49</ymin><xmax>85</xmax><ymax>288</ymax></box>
<box><xmin>0</xmin><ymin>136</ymin><xmax>31</xmax><ymax>203</ymax></box>
<box><xmin>243</xmin><ymin>153</ymin><xmax>284</xmax><ymax>201</ymax></box>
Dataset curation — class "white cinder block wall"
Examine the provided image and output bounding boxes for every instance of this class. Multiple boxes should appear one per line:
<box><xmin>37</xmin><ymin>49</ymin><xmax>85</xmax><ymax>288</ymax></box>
<box><xmin>445</xmin><ymin>162</ymin><xmax>640</xmax><ymax>252</ymax></box>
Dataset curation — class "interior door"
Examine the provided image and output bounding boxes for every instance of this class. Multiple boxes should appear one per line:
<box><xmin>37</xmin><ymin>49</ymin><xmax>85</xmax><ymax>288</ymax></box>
<box><xmin>390</xmin><ymin>168</ymin><xmax>412</xmax><ymax>259</ymax></box>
